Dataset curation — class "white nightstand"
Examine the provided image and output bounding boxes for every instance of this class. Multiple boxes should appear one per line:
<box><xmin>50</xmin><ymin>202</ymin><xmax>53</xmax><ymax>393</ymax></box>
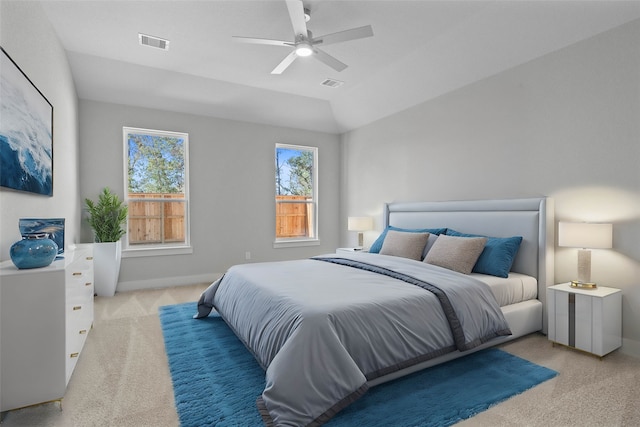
<box><xmin>336</xmin><ymin>247</ymin><xmax>367</xmax><ymax>254</ymax></box>
<box><xmin>547</xmin><ymin>283</ymin><xmax>622</xmax><ymax>357</ymax></box>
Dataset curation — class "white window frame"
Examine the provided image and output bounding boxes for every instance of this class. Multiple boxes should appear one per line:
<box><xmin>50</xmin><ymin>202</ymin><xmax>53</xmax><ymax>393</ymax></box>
<box><xmin>274</xmin><ymin>143</ymin><xmax>319</xmax><ymax>248</ymax></box>
<box><xmin>122</xmin><ymin>127</ymin><xmax>192</xmax><ymax>258</ymax></box>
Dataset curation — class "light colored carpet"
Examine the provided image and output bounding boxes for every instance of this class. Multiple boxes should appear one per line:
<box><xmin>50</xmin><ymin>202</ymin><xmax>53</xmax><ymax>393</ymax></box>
<box><xmin>2</xmin><ymin>283</ymin><xmax>639</xmax><ymax>426</ymax></box>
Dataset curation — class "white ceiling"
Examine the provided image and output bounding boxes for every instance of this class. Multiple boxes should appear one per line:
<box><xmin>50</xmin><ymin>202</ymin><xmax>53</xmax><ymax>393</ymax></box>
<box><xmin>40</xmin><ymin>0</ymin><xmax>640</xmax><ymax>134</ymax></box>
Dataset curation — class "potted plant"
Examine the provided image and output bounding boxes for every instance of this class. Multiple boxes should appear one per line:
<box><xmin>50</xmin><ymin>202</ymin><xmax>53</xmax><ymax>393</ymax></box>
<box><xmin>85</xmin><ymin>187</ymin><xmax>128</xmax><ymax>296</ymax></box>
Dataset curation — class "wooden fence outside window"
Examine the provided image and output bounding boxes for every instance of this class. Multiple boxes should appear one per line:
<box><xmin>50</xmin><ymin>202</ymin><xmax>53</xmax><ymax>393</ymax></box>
<box><xmin>276</xmin><ymin>195</ymin><xmax>314</xmax><ymax>238</ymax></box>
<box><xmin>128</xmin><ymin>193</ymin><xmax>185</xmax><ymax>244</ymax></box>
<box><xmin>128</xmin><ymin>194</ymin><xmax>310</xmax><ymax>243</ymax></box>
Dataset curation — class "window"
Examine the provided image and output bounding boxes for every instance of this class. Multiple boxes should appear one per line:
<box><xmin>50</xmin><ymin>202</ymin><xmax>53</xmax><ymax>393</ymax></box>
<box><xmin>124</xmin><ymin>127</ymin><xmax>190</xmax><ymax>256</ymax></box>
<box><xmin>275</xmin><ymin>144</ymin><xmax>318</xmax><ymax>247</ymax></box>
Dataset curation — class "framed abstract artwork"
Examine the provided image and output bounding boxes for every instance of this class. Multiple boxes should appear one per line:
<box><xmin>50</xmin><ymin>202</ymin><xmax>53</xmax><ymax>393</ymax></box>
<box><xmin>0</xmin><ymin>46</ymin><xmax>53</xmax><ymax>196</ymax></box>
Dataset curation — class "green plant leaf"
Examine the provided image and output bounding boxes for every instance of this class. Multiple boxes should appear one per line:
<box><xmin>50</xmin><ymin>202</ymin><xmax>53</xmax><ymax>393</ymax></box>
<box><xmin>85</xmin><ymin>187</ymin><xmax>128</xmax><ymax>242</ymax></box>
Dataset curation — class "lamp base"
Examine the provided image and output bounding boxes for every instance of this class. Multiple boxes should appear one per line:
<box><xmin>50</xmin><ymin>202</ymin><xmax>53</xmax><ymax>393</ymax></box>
<box><xmin>570</xmin><ymin>280</ymin><xmax>598</xmax><ymax>289</ymax></box>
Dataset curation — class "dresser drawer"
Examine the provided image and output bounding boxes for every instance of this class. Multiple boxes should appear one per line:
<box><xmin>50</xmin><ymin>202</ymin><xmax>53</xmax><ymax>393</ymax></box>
<box><xmin>65</xmin><ymin>302</ymin><xmax>92</xmax><ymax>384</ymax></box>
<box><xmin>66</xmin><ymin>266</ymin><xmax>93</xmax><ymax>290</ymax></box>
<box><xmin>65</xmin><ymin>333</ymin><xmax>85</xmax><ymax>385</ymax></box>
<box><xmin>67</xmin><ymin>280</ymin><xmax>94</xmax><ymax>304</ymax></box>
<box><xmin>66</xmin><ymin>316</ymin><xmax>90</xmax><ymax>358</ymax></box>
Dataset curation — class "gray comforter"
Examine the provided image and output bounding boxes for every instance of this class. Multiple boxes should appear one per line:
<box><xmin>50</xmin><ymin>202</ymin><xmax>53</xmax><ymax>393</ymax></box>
<box><xmin>195</xmin><ymin>252</ymin><xmax>511</xmax><ymax>426</ymax></box>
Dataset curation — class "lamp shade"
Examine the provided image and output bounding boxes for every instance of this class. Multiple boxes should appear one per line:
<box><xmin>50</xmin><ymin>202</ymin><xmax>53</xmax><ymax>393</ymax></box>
<box><xmin>347</xmin><ymin>216</ymin><xmax>373</xmax><ymax>232</ymax></box>
<box><xmin>558</xmin><ymin>222</ymin><xmax>612</xmax><ymax>249</ymax></box>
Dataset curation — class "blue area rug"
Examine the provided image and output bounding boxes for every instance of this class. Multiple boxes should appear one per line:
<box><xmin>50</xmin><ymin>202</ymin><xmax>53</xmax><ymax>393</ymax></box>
<box><xmin>160</xmin><ymin>302</ymin><xmax>557</xmax><ymax>427</ymax></box>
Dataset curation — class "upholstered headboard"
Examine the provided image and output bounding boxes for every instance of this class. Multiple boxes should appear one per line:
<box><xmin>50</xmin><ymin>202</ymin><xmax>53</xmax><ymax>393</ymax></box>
<box><xmin>384</xmin><ymin>198</ymin><xmax>554</xmax><ymax>331</ymax></box>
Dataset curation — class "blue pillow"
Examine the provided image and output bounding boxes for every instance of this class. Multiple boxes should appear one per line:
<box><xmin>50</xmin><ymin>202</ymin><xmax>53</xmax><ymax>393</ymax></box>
<box><xmin>445</xmin><ymin>229</ymin><xmax>523</xmax><ymax>278</ymax></box>
<box><xmin>370</xmin><ymin>226</ymin><xmax>447</xmax><ymax>254</ymax></box>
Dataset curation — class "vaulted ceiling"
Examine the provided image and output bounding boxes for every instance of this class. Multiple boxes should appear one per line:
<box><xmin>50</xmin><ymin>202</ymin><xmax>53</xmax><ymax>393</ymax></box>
<box><xmin>40</xmin><ymin>0</ymin><xmax>640</xmax><ymax>133</ymax></box>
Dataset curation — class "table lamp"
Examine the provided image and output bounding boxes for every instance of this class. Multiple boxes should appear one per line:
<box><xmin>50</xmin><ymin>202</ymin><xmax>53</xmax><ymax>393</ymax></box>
<box><xmin>558</xmin><ymin>222</ymin><xmax>612</xmax><ymax>289</ymax></box>
<box><xmin>348</xmin><ymin>217</ymin><xmax>373</xmax><ymax>248</ymax></box>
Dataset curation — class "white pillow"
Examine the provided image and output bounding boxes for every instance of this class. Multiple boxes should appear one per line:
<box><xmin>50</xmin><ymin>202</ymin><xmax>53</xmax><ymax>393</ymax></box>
<box><xmin>424</xmin><ymin>234</ymin><xmax>487</xmax><ymax>274</ymax></box>
<box><xmin>379</xmin><ymin>230</ymin><xmax>430</xmax><ymax>261</ymax></box>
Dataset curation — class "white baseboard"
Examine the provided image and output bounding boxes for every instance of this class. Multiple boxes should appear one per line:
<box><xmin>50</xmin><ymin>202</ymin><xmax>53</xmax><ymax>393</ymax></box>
<box><xmin>620</xmin><ymin>337</ymin><xmax>640</xmax><ymax>359</ymax></box>
<box><xmin>116</xmin><ymin>273</ymin><xmax>222</xmax><ymax>293</ymax></box>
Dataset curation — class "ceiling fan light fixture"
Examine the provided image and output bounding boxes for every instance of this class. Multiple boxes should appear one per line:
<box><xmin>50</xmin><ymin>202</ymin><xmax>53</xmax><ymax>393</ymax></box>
<box><xmin>295</xmin><ymin>42</ymin><xmax>313</xmax><ymax>57</ymax></box>
<box><xmin>235</xmin><ymin>0</ymin><xmax>373</xmax><ymax>74</ymax></box>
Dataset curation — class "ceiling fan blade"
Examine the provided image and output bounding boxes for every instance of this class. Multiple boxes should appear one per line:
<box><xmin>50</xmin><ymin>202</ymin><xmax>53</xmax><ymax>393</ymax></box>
<box><xmin>312</xmin><ymin>25</ymin><xmax>374</xmax><ymax>46</ymax></box>
<box><xmin>232</xmin><ymin>36</ymin><xmax>292</xmax><ymax>47</ymax></box>
<box><xmin>271</xmin><ymin>50</ymin><xmax>298</xmax><ymax>74</ymax></box>
<box><xmin>313</xmin><ymin>48</ymin><xmax>347</xmax><ymax>72</ymax></box>
<box><xmin>285</xmin><ymin>0</ymin><xmax>308</xmax><ymax>38</ymax></box>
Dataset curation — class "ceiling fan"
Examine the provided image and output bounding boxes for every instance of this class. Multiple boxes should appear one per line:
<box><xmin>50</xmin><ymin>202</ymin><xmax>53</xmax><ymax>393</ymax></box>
<box><xmin>232</xmin><ymin>0</ymin><xmax>374</xmax><ymax>74</ymax></box>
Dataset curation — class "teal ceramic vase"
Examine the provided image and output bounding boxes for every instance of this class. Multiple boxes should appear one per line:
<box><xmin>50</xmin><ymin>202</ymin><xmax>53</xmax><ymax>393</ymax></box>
<box><xmin>10</xmin><ymin>233</ymin><xmax>59</xmax><ymax>269</ymax></box>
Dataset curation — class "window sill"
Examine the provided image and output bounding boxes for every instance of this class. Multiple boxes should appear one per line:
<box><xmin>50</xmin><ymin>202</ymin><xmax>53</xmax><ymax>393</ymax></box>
<box><xmin>273</xmin><ymin>239</ymin><xmax>320</xmax><ymax>249</ymax></box>
<box><xmin>122</xmin><ymin>245</ymin><xmax>193</xmax><ymax>258</ymax></box>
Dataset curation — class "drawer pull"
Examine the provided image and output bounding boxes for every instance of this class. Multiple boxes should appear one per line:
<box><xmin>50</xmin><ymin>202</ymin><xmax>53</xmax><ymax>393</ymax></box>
<box><xmin>70</xmin><ymin>353</ymin><xmax>79</xmax><ymax>358</ymax></box>
<box><xmin>85</xmin><ymin>282</ymin><xmax>92</xmax><ymax>287</ymax></box>
<box><xmin>79</xmin><ymin>330</ymin><xmax>87</xmax><ymax>335</ymax></box>
<box><xmin>86</xmin><ymin>257</ymin><xmax>93</xmax><ymax>260</ymax></box>
<box><xmin>73</xmin><ymin>272</ymin><xmax>82</xmax><ymax>276</ymax></box>
<box><xmin>73</xmin><ymin>306</ymin><xmax>82</xmax><ymax>311</ymax></box>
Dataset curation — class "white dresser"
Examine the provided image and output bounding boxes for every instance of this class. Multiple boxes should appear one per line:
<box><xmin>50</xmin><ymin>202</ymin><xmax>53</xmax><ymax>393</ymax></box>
<box><xmin>0</xmin><ymin>244</ymin><xmax>94</xmax><ymax>411</ymax></box>
<box><xmin>547</xmin><ymin>282</ymin><xmax>622</xmax><ymax>357</ymax></box>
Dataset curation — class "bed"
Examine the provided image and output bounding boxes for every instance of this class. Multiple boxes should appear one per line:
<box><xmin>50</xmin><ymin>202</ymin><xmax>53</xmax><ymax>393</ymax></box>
<box><xmin>196</xmin><ymin>197</ymin><xmax>554</xmax><ymax>426</ymax></box>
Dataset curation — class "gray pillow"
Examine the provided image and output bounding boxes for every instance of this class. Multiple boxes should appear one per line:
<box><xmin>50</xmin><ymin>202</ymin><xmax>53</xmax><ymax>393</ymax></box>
<box><xmin>379</xmin><ymin>230</ymin><xmax>430</xmax><ymax>261</ymax></box>
<box><xmin>424</xmin><ymin>234</ymin><xmax>487</xmax><ymax>274</ymax></box>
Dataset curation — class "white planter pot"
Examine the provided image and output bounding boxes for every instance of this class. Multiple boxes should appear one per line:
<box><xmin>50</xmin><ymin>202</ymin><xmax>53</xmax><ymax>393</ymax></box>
<box><xmin>93</xmin><ymin>241</ymin><xmax>122</xmax><ymax>297</ymax></box>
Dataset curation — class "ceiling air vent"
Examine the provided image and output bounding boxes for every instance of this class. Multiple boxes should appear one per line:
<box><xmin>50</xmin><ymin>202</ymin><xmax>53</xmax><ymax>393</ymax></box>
<box><xmin>138</xmin><ymin>33</ymin><xmax>170</xmax><ymax>51</ymax></box>
<box><xmin>321</xmin><ymin>78</ymin><xmax>344</xmax><ymax>88</ymax></box>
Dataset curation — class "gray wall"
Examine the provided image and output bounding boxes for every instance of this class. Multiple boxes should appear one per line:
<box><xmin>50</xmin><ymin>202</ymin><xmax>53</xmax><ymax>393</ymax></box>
<box><xmin>340</xmin><ymin>20</ymin><xmax>640</xmax><ymax>356</ymax></box>
<box><xmin>79</xmin><ymin>100</ymin><xmax>341</xmax><ymax>290</ymax></box>
<box><xmin>0</xmin><ymin>0</ymin><xmax>81</xmax><ymax>406</ymax></box>
<box><xmin>0</xmin><ymin>1</ymin><xmax>81</xmax><ymax>260</ymax></box>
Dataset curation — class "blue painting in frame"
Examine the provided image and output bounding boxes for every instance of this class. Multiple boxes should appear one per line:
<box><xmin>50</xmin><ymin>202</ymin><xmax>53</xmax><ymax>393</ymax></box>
<box><xmin>0</xmin><ymin>46</ymin><xmax>53</xmax><ymax>196</ymax></box>
<box><xmin>19</xmin><ymin>218</ymin><xmax>65</xmax><ymax>256</ymax></box>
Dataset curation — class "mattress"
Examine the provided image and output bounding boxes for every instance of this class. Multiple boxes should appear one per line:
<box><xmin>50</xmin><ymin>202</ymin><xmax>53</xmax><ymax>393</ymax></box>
<box><xmin>471</xmin><ymin>272</ymin><xmax>538</xmax><ymax>307</ymax></box>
